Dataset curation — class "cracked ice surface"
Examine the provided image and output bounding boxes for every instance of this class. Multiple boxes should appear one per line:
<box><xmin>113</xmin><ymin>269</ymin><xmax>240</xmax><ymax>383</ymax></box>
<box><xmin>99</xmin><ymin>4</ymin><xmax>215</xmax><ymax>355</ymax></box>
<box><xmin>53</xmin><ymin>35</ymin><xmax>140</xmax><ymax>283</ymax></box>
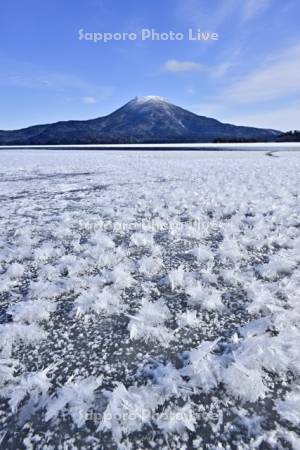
<box><xmin>0</xmin><ymin>149</ymin><xmax>299</xmax><ymax>449</ymax></box>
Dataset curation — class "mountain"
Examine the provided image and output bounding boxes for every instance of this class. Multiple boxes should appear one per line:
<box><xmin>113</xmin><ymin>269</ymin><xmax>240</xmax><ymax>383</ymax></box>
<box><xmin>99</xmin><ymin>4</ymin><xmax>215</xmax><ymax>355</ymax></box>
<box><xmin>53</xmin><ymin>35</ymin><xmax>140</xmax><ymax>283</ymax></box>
<box><xmin>0</xmin><ymin>96</ymin><xmax>281</xmax><ymax>145</ymax></box>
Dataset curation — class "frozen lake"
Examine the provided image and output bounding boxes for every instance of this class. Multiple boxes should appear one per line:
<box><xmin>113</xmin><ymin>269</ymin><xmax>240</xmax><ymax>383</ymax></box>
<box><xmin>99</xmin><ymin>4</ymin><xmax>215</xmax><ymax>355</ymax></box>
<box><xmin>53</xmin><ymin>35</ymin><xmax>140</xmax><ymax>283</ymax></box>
<box><xmin>0</xmin><ymin>149</ymin><xmax>299</xmax><ymax>449</ymax></box>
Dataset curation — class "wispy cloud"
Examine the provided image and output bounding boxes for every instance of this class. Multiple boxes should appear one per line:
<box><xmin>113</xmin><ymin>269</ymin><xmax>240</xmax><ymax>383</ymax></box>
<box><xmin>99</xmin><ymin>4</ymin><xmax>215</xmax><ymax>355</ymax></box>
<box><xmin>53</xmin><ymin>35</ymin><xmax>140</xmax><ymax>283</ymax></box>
<box><xmin>242</xmin><ymin>0</ymin><xmax>272</xmax><ymax>21</ymax></box>
<box><xmin>82</xmin><ymin>96</ymin><xmax>97</xmax><ymax>104</ymax></box>
<box><xmin>223</xmin><ymin>44</ymin><xmax>300</xmax><ymax>103</ymax></box>
<box><xmin>163</xmin><ymin>59</ymin><xmax>204</xmax><ymax>73</ymax></box>
<box><xmin>211</xmin><ymin>56</ymin><xmax>240</xmax><ymax>78</ymax></box>
<box><xmin>176</xmin><ymin>0</ymin><xmax>271</xmax><ymax>30</ymax></box>
<box><xmin>175</xmin><ymin>0</ymin><xmax>236</xmax><ymax>29</ymax></box>
<box><xmin>186</xmin><ymin>87</ymin><xmax>196</xmax><ymax>95</ymax></box>
<box><xmin>0</xmin><ymin>65</ymin><xmax>115</xmax><ymax>104</ymax></box>
<box><xmin>162</xmin><ymin>57</ymin><xmax>237</xmax><ymax>78</ymax></box>
<box><xmin>1</xmin><ymin>71</ymin><xmax>92</xmax><ymax>91</ymax></box>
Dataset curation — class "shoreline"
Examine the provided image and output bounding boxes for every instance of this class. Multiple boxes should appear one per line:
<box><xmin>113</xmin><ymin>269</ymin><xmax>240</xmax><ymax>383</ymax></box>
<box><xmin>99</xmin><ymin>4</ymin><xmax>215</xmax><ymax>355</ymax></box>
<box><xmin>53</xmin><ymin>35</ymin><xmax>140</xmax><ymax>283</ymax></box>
<box><xmin>1</xmin><ymin>142</ymin><xmax>300</xmax><ymax>151</ymax></box>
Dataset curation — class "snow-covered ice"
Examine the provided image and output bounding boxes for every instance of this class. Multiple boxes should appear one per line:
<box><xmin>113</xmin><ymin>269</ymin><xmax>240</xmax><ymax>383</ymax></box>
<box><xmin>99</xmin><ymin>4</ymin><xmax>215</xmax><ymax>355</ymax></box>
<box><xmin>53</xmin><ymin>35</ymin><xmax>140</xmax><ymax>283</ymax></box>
<box><xmin>0</xmin><ymin>149</ymin><xmax>299</xmax><ymax>449</ymax></box>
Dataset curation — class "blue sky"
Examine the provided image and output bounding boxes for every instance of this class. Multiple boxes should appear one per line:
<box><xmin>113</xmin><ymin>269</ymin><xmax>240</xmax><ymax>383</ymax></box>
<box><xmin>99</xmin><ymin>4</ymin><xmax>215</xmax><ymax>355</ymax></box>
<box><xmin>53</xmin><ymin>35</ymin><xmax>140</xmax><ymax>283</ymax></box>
<box><xmin>0</xmin><ymin>0</ymin><xmax>299</xmax><ymax>131</ymax></box>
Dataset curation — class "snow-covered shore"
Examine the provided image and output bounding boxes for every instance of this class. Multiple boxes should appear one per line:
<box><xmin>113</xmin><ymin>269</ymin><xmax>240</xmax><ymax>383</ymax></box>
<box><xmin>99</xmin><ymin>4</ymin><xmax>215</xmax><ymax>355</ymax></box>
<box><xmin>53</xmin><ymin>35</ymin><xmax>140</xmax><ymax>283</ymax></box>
<box><xmin>1</xmin><ymin>142</ymin><xmax>300</xmax><ymax>150</ymax></box>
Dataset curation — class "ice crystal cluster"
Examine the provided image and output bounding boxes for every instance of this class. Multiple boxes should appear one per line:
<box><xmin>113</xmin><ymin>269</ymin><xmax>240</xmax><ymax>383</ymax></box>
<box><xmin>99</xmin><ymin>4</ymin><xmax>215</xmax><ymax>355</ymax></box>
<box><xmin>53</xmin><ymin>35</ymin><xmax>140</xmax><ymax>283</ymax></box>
<box><xmin>0</xmin><ymin>149</ymin><xmax>299</xmax><ymax>449</ymax></box>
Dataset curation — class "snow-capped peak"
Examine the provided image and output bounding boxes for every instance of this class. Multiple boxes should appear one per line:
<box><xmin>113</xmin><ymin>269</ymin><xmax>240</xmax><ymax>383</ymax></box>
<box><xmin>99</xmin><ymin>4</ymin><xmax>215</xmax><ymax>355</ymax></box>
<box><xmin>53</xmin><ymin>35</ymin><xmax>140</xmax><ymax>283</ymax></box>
<box><xmin>134</xmin><ymin>95</ymin><xmax>167</xmax><ymax>104</ymax></box>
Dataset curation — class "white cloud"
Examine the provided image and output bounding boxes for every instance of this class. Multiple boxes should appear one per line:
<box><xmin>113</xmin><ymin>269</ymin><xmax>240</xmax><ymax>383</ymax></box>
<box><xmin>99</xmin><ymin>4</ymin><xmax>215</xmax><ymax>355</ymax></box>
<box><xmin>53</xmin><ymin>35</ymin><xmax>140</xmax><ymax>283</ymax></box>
<box><xmin>163</xmin><ymin>59</ymin><xmax>237</xmax><ymax>77</ymax></box>
<box><xmin>163</xmin><ymin>60</ymin><xmax>203</xmax><ymax>73</ymax></box>
<box><xmin>82</xmin><ymin>96</ymin><xmax>97</xmax><ymax>104</ymax></box>
<box><xmin>224</xmin><ymin>44</ymin><xmax>300</xmax><ymax>103</ymax></box>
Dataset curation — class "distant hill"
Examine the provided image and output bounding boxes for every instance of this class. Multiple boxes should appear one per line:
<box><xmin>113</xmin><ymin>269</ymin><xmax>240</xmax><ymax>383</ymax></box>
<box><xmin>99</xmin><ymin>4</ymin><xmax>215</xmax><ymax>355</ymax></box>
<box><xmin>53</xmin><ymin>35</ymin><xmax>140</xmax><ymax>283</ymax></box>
<box><xmin>0</xmin><ymin>96</ymin><xmax>281</xmax><ymax>145</ymax></box>
<box><xmin>276</xmin><ymin>130</ymin><xmax>300</xmax><ymax>142</ymax></box>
